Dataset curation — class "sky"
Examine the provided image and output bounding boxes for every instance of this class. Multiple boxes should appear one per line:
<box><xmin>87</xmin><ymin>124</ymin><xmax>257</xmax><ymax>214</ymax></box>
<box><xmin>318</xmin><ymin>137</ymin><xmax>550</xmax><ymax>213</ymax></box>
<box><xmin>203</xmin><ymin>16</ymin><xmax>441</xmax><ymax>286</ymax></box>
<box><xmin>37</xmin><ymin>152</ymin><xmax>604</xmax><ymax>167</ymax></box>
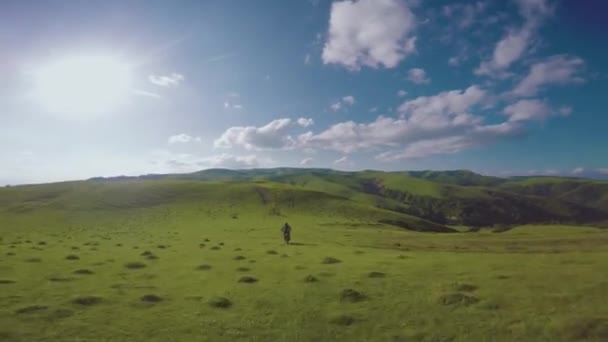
<box><xmin>1</xmin><ymin>0</ymin><xmax>608</xmax><ymax>184</ymax></box>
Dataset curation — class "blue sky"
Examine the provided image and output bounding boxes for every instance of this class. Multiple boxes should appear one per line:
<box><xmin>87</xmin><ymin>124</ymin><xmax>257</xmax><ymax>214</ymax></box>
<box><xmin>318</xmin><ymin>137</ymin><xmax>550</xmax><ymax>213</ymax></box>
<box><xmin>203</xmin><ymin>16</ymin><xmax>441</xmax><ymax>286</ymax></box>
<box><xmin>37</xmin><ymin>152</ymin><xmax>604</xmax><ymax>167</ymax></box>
<box><xmin>1</xmin><ymin>0</ymin><xmax>607</xmax><ymax>184</ymax></box>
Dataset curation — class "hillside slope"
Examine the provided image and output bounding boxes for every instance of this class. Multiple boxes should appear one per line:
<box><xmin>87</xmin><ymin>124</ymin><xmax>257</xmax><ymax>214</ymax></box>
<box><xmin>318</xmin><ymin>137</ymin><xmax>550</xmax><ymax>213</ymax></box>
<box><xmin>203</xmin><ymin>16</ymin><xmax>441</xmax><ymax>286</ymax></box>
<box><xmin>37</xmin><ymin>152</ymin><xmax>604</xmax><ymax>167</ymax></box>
<box><xmin>6</xmin><ymin>168</ymin><xmax>605</xmax><ymax>229</ymax></box>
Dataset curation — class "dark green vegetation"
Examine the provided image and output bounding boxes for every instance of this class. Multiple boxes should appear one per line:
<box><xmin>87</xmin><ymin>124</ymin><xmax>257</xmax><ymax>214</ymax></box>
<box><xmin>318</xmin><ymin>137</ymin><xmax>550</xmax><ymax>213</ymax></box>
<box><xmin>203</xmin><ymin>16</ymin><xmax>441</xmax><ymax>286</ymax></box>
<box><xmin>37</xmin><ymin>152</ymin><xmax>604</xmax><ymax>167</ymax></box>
<box><xmin>0</xmin><ymin>169</ymin><xmax>607</xmax><ymax>341</ymax></box>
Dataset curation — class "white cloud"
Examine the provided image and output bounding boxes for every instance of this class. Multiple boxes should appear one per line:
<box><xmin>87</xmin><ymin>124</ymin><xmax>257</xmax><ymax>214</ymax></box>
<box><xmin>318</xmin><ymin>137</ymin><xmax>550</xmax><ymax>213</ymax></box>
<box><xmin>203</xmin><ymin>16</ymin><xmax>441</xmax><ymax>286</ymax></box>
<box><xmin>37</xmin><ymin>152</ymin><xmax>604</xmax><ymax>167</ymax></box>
<box><xmin>342</xmin><ymin>95</ymin><xmax>355</xmax><ymax>105</ymax></box>
<box><xmin>502</xmin><ymin>99</ymin><xmax>551</xmax><ymax>122</ymax></box>
<box><xmin>407</xmin><ymin>68</ymin><xmax>430</xmax><ymax>84</ymax></box>
<box><xmin>132</xmin><ymin>89</ymin><xmax>162</xmax><ymax>99</ymax></box>
<box><xmin>298</xmin><ymin>85</ymin><xmax>523</xmax><ymax>160</ymax></box>
<box><xmin>304</xmin><ymin>53</ymin><xmax>312</xmax><ymax>65</ymax></box>
<box><xmin>201</xmin><ymin>154</ymin><xmax>264</xmax><ymax>169</ymax></box>
<box><xmin>558</xmin><ymin>106</ymin><xmax>573</xmax><ymax>116</ymax></box>
<box><xmin>597</xmin><ymin>168</ymin><xmax>608</xmax><ymax>175</ymax></box>
<box><xmin>442</xmin><ymin>2</ymin><xmax>486</xmax><ymax>29</ymax></box>
<box><xmin>322</xmin><ymin>0</ymin><xmax>417</xmax><ymax>70</ymax></box>
<box><xmin>333</xmin><ymin>156</ymin><xmax>353</xmax><ymax>167</ymax></box>
<box><xmin>397</xmin><ymin>85</ymin><xmax>486</xmax><ymax>118</ymax></box>
<box><xmin>515</xmin><ymin>0</ymin><xmax>553</xmax><ymax>20</ymax></box>
<box><xmin>300</xmin><ymin>157</ymin><xmax>314</xmax><ymax>166</ymax></box>
<box><xmin>374</xmin><ymin>122</ymin><xmax>521</xmax><ymax>161</ymax></box>
<box><xmin>168</xmin><ymin>133</ymin><xmax>201</xmax><ymax>144</ymax></box>
<box><xmin>224</xmin><ymin>101</ymin><xmax>244</xmax><ymax>110</ymax></box>
<box><xmin>330</xmin><ymin>102</ymin><xmax>342</xmax><ymax>112</ymax></box>
<box><xmin>297</xmin><ymin>117</ymin><xmax>314</xmax><ymax>127</ymax></box>
<box><xmin>397</xmin><ymin>90</ymin><xmax>408</xmax><ymax>97</ymax></box>
<box><xmin>330</xmin><ymin>95</ymin><xmax>356</xmax><ymax>112</ymax></box>
<box><xmin>150</xmin><ymin>149</ymin><xmax>268</xmax><ymax>171</ymax></box>
<box><xmin>214</xmin><ymin>118</ymin><xmax>311</xmax><ymax>150</ymax></box>
<box><xmin>448</xmin><ymin>57</ymin><xmax>460</xmax><ymax>66</ymax></box>
<box><xmin>511</xmin><ymin>55</ymin><xmax>585</xmax><ymax>97</ymax></box>
<box><xmin>572</xmin><ymin>167</ymin><xmax>585</xmax><ymax>174</ymax></box>
<box><xmin>149</xmin><ymin>73</ymin><xmax>184</xmax><ymax>87</ymax></box>
<box><xmin>475</xmin><ymin>27</ymin><xmax>532</xmax><ymax>78</ymax></box>
<box><xmin>475</xmin><ymin>0</ymin><xmax>552</xmax><ymax>78</ymax></box>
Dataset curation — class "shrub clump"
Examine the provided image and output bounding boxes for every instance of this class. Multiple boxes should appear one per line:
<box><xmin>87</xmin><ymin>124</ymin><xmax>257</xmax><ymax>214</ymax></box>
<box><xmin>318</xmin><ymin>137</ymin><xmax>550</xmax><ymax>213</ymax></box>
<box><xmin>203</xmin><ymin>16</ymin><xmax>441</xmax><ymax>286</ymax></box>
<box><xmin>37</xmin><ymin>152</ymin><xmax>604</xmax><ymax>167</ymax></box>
<box><xmin>340</xmin><ymin>289</ymin><xmax>366</xmax><ymax>302</ymax></box>
<box><xmin>368</xmin><ymin>272</ymin><xmax>386</xmax><ymax>278</ymax></box>
<box><xmin>73</xmin><ymin>269</ymin><xmax>94</xmax><ymax>275</ymax></box>
<box><xmin>322</xmin><ymin>257</ymin><xmax>341</xmax><ymax>264</ymax></box>
<box><xmin>330</xmin><ymin>315</ymin><xmax>355</xmax><ymax>326</ymax></box>
<box><xmin>141</xmin><ymin>294</ymin><xmax>163</xmax><ymax>303</ymax></box>
<box><xmin>65</xmin><ymin>255</ymin><xmax>80</xmax><ymax>260</ymax></box>
<box><xmin>452</xmin><ymin>283</ymin><xmax>478</xmax><ymax>292</ymax></box>
<box><xmin>238</xmin><ymin>276</ymin><xmax>258</xmax><ymax>284</ymax></box>
<box><xmin>196</xmin><ymin>264</ymin><xmax>212</xmax><ymax>270</ymax></box>
<box><xmin>125</xmin><ymin>262</ymin><xmax>146</xmax><ymax>269</ymax></box>
<box><xmin>208</xmin><ymin>296</ymin><xmax>232</xmax><ymax>308</ymax></box>
<box><xmin>304</xmin><ymin>275</ymin><xmax>319</xmax><ymax>283</ymax></box>
<box><xmin>72</xmin><ymin>296</ymin><xmax>103</xmax><ymax>306</ymax></box>
<box><xmin>437</xmin><ymin>293</ymin><xmax>479</xmax><ymax>306</ymax></box>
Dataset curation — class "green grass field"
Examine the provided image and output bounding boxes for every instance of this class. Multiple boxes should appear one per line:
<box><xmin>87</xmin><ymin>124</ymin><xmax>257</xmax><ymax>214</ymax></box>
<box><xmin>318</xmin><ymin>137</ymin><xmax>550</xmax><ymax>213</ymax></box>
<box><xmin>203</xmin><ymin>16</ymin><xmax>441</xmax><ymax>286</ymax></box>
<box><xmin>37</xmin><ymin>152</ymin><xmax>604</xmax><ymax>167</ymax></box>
<box><xmin>1</xmin><ymin>178</ymin><xmax>608</xmax><ymax>341</ymax></box>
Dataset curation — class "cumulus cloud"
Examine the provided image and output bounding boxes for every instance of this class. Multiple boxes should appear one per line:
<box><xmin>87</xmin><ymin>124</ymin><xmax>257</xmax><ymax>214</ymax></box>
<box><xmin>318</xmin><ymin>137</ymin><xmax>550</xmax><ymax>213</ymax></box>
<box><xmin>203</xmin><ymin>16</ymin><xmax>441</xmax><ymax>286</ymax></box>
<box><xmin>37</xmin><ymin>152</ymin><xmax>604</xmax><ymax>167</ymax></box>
<box><xmin>375</xmin><ymin>122</ymin><xmax>522</xmax><ymax>161</ymax></box>
<box><xmin>397</xmin><ymin>85</ymin><xmax>486</xmax><ymax>118</ymax></box>
<box><xmin>297</xmin><ymin>117</ymin><xmax>314</xmax><ymax>127</ymax></box>
<box><xmin>297</xmin><ymin>85</ymin><xmax>525</xmax><ymax>160</ymax></box>
<box><xmin>475</xmin><ymin>0</ymin><xmax>552</xmax><ymax>78</ymax></box>
<box><xmin>322</xmin><ymin>0</ymin><xmax>417</xmax><ymax>70</ymax></box>
<box><xmin>397</xmin><ymin>90</ymin><xmax>408</xmax><ymax>97</ymax></box>
<box><xmin>149</xmin><ymin>73</ymin><xmax>184</xmax><ymax>87</ymax></box>
<box><xmin>300</xmin><ymin>157</ymin><xmax>314</xmax><ymax>166</ymax></box>
<box><xmin>502</xmin><ymin>99</ymin><xmax>551</xmax><ymax>122</ymax></box>
<box><xmin>330</xmin><ymin>95</ymin><xmax>356</xmax><ymax>112</ymax></box>
<box><xmin>407</xmin><ymin>68</ymin><xmax>430</xmax><ymax>84</ymax></box>
<box><xmin>511</xmin><ymin>55</ymin><xmax>585</xmax><ymax>97</ymax></box>
<box><xmin>214</xmin><ymin>118</ymin><xmax>313</xmax><ymax>150</ymax></box>
<box><xmin>168</xmin><ymin>133</ymin><xmax>201</xmax><ymax>144</ymax></box>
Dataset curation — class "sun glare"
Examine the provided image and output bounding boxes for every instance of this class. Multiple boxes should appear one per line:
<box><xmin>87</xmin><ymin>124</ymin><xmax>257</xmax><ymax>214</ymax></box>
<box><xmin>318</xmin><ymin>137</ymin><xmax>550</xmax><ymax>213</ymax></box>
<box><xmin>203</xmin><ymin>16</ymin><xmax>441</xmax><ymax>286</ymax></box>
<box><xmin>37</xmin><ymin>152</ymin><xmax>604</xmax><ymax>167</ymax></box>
<box><xmin>33</xmin><ymin>55</ymin><xmax>132</xmax><ymax>118</ymax></box>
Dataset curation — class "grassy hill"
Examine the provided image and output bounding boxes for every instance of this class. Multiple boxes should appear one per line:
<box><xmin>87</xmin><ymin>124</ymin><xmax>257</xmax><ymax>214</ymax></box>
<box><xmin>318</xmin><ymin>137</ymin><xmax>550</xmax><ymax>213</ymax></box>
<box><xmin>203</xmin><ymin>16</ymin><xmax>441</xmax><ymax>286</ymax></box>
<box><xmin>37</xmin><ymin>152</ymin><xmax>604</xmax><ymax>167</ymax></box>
<box><xmin>1</xmin><ymin>171</ymin><xmax>608</xmax><ymax>341</ymax></box>
<box><xmin>82</xmin><ymin>168</ymin><xmax>608</xmax><ymax>228</ymax></box>
<box><xmin>1</xmin><ymin>169</ymin><xmax>608</xmax><ymax>341</ymax></box>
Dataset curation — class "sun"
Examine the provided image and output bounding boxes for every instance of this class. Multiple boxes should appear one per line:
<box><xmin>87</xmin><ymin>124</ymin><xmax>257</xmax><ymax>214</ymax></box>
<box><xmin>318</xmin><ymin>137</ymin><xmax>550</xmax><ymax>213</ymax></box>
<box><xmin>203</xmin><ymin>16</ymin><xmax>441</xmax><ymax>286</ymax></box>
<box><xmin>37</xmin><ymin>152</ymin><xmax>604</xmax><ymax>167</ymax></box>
<box><xmin>32</xmin><ymin>55</ymin><xmax>132</xmax><ymax>118</ymax></box>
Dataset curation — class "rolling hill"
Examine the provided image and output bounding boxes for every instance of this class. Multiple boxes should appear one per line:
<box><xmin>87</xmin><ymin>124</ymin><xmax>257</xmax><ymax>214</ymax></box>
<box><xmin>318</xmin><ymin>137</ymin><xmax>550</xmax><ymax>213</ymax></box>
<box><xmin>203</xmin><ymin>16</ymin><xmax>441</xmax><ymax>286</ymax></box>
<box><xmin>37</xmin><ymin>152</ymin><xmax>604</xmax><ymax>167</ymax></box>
<box><xmin>3</xmin><ymin>168</ymin><xmax>605</xmax><ymax>231</ymax></box>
